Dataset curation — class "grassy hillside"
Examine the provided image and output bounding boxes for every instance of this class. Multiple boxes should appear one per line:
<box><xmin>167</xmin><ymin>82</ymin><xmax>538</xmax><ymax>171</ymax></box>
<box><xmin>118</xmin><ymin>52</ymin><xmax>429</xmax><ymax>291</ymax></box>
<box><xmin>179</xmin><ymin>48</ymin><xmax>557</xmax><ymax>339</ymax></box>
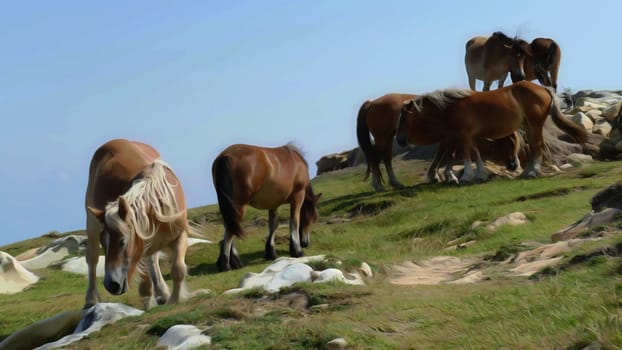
<box><xmin>1</xmin><ymin>158</ymin><xmax>622</xmax><ymax>349</ymax></box>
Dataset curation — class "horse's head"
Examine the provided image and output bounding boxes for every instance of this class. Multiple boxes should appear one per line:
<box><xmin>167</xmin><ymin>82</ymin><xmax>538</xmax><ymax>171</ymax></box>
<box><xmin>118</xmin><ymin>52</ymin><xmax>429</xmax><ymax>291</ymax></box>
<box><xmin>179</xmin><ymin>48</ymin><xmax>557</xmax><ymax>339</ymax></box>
<box><xmin>396</xmin><ymin>99</ymin><xmax>419</xmax><ymax>147</ymax></box>
<box><xmin>88</xmin><ymin>197</ymin><xmax>143</xmax><ymax>296</ymax></box>
<box><xmin>300</xmin><ymin>186</ymin><xmax>321</xmax><ymax>248</ymax></box>
<box><xmin>491</xmin><ymin>32</ymin><xmax>531</xmax><ymax>83</ymax></box>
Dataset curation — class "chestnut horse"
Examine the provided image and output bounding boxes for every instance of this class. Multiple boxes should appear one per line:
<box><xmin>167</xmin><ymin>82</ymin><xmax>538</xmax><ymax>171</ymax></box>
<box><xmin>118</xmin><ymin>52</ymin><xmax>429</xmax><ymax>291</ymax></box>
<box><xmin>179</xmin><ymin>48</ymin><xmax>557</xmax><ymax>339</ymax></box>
<box><xmin>396</xmin><ymin>81</ymin><xmax>587</xmax><ymax>182</ymax></box>
<box><xmin>514</xmin><ymin>38</ymin><xmax>562</xmax><ymax>91</ymax></box>
<box><xmin>465</xmin><ymin>31</ymin><xmax>532</xmax><ymax>91</ymax></box>
<box><xmin>85</xmin><ymin>139</ymin><xmax>190</xmax><ymax>310</ymax></box>
<box><xmin>356</xmin><ymin>93</ymin><xmax>417</xmax><ymax>191</ymax></box>
<box><xmin>212</xmin><ymin>144</ymin><xmax>321</xmax><ymax>271</ymax></box>
<box><xmin>356</xmin><ymin>93</ymin><xmax>522</xmax><ymax>188</ymax></box>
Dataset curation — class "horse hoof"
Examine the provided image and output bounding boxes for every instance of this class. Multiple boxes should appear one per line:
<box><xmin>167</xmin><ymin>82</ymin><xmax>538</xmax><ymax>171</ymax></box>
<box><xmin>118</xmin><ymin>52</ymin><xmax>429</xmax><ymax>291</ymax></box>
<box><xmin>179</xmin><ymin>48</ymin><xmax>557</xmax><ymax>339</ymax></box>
<box><xmin>264</xmin><ymin>250</ymin><xmax>277</xmax><ymax>260</ymax></box>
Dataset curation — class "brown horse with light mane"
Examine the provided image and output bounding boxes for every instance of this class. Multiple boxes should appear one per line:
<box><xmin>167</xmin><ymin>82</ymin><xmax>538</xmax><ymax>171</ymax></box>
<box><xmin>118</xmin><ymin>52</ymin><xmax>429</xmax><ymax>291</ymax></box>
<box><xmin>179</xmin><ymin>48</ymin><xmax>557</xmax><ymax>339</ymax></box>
<box><xmin>212</xmin><ymin>144</ymin><xmax>321</xmax><ymax>272</ymax></box>
<box><xmin>356</xmin><ymin>93</ymin><xmax>417</xmax><ymax>191</ymax></box>
<box><xmin>465</xmin><ymin>31</ymin><xmax>532</xmax><ymax>91</ymax></box>
<box><xmin>85</xmin><ymin>139</ymin><xmax>190</xmax><ymax>310</ymax></box>
<box><xmin>396</xmin><ymin>81</ymin><xmax>587</xmax><ymax>182</ymax></box>
<box><xmin>514</xmin><ymin>38</ymin><xmax>562</xmax><ymax>91</ymax></box>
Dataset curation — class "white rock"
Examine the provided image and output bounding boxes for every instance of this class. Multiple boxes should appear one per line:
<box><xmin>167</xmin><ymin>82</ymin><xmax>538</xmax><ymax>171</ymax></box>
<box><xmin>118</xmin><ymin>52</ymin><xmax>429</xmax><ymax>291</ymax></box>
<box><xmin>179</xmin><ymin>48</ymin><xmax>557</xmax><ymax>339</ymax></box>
<box><xmin>326</xmin><ymin>337</ymin><xmax>348</xmax><ymax>350</ymax></box>
<box><xmin>491</xmin><ymin>212</ymin><xmax>528</xmax><ymax>229</ymax></box>
<box><xmin>602</xmin><ymin>102</ymin><xmax>622</xmax><ymax>122</ymax></box>
<box><xmin>264</xmin><ymin>263</ymin><xmax>313</xmax><ymax>292</ymax></box>
<box><xmin>559</xmin><ymin>163</ymin><xmax>574</xmax><ymax>170</ymax></box>
<box><xmin>60</xmin><ymin>256</ymin><xmax>105</xmax><ymax>277</ymax></box>
<box><xmin>571</xmin><ymin>112</ymin><xmax>593</xmax><ymax>131</ymax></box>
<box><xmin>158</xmin><ymin>324</ymin><xmax>211</xmax><ymax>350</ymax></box>
<box><xmin>35</xmin><ymin>303</ymin><xmax>143</xmax><ymax>350</ymax></box>
<box><xmin>313</xmin><ymin>268</ymin><xmax>365</xmax><ymax>286</ymax></box>
<box><xmin>0</xmin><ymin>251</ymin><xmax>39</xmax><ymax>294</ymax></box>
<box><xmin>585</xmin><ymin>108</ymin><xmax>603</xmax><ymax>121</ymax></box>
<box><xmin>20</xmin><ymin>235</ymin><xmax>87</xmax><ymax>270</ymax></box>
<box><xmin>566</xmin><ymin>153</ymin><xmax>594</xmax><ymax>166</ymax></box>
<box><xmin>592</xmin><ymin>119</ymin><xmax>612</xmax><ymax>137</ymax></box>
<box><xmin>359</xmin><ymin>262</ymin><xmax>373</xmax><ymax>277</ymax></box>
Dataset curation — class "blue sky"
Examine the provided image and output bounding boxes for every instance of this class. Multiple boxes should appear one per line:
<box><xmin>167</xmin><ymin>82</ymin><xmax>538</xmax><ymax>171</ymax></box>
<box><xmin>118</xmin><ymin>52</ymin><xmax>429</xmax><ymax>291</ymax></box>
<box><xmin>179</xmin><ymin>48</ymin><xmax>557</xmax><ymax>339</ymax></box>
<box><xmin>1</xmin><ymin>1</ymin><xmax>621</xmax><ymax>246</ymax></box>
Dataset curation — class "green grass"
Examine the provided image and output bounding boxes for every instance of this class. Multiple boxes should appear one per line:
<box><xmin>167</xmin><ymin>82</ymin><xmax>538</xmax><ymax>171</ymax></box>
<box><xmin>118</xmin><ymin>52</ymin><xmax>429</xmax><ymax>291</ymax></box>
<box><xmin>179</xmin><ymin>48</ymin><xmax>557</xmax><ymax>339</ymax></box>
<box><xmin>1</xmin><ymin>159</ymin><xmax>622</xmax><ymax>349</ymax></box>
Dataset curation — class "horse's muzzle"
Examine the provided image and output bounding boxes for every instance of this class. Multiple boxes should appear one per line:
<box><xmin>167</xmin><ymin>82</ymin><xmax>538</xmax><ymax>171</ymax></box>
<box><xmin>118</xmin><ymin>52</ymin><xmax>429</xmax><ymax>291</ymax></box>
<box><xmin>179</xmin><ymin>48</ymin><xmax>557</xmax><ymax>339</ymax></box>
<box><xmin>104</xmin><ymin>275</ymin><xmax>128</xmax><ymax>295</ymax></box>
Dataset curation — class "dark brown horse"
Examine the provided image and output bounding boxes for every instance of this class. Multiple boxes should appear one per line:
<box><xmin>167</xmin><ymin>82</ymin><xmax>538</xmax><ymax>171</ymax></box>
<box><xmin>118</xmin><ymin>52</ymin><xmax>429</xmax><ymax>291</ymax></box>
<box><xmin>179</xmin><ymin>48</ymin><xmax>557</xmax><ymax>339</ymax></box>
<box><xmin>513</xmin><ymin>38</ymin><xmax>562</xmax><ymax>91</ymax></box>
<box><xmin>396</xmin><ymin>81</ymin><xmax>587</xmax><ymax>182</ymax></box>
<box><xmin>465</xmin><ymin>31</ymin><xmax>532</xmax><ymax>91</ymax></box>
<box><xmin>85</xmin><ymin>139</ymin><xmax>191</xmax><ymax>310</ymax></box>
<box><xmin>212</xmin><ymin>144</ymin><xmax>321</xmax><ymax>271</ymax></box>
<box><xmin>356</xmin><ymin>93</ymin><xmax>417</xmax><ymax>191</ymax></box>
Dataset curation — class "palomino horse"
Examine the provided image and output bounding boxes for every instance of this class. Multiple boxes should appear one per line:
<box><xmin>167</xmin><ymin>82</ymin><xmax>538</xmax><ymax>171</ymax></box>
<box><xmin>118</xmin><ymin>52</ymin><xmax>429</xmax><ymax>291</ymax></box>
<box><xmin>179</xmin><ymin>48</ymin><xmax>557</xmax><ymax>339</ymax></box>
<box><xmin>212</xmin><ymin>144</ymin><xmax>321</xmax><ymax>271</ymax></box>
<box><xmin>514</xmin><ymin>38</ymin><xmax>562</xmax><ymax>91</ymax></box>
<box><xmin>465</xmin><ymin>31</ymin><xmax>532</xmax><ymax>91</ymax></box>
<box><xmin>396</xmin><ymin>81</ymin><xmax>587</xmax><ymax>182</ymax></box>
<box><xmin>85</xmin><ymin>139</ymin><xmax>190</xmax><ymax>310</ymax></box>
<box><xmin>356</xmin><ymin>93</ymin><xmax>417</xmax><ymax>191</ymax></box>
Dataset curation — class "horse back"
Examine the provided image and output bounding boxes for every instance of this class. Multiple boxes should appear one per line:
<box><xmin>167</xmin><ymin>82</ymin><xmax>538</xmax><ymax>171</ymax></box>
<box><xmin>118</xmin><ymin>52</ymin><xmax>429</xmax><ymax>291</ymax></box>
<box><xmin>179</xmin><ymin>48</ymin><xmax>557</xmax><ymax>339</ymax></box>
<box><xmin>85</xmin><ymin>139</ymin><xmax>161</xmax><ymax>211</ymax></box>
<box><xmin>219</xmin><ymin>144</ymin><xmax>310</xmax><ymax>209</ymax></box>
<box><xmin>366</xmin><ymin>93</ymin><xmax>417</xmax><ymax>136</ymax></box>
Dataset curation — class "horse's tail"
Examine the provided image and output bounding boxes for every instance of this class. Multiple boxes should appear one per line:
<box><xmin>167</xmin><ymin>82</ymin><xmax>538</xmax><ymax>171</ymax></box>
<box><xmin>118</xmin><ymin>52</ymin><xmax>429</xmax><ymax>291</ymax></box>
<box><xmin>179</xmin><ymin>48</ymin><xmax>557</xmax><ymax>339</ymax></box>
<box><xmin>212</xmin><ymin>155</ymin><xmax>244</xmax><ymax>238</ymax></box>
<box><xmin>545</xmin><ymin>87</ymin><xmax>588</xmax><ymax>144</ymax></box>
<box><xmin>356</xmin><ymin>100</ymin><xmax>380</xmax><ymax>182</ymax></box>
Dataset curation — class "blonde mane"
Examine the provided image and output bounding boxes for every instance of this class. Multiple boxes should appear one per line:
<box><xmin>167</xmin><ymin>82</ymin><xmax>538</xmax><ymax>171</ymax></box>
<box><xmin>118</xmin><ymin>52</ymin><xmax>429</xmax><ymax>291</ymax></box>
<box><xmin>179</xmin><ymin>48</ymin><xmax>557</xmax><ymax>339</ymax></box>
<box><xmin>419</xmin><ymin>89</ymin><xmax>472</xmax><ymax>111</ymax></box>
<box><xmin>104</xmin><ymin>159</ymin><xmax>183</xmax><ymax>246</ymax></box>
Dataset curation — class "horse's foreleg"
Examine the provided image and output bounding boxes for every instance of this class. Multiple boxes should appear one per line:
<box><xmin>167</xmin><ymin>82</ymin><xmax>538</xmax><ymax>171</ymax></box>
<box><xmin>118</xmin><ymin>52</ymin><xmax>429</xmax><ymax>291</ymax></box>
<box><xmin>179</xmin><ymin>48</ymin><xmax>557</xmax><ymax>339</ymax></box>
<box><xmin>460</xmin><ymin>138</ymin><xmax>476</xmax><ymax>183</ymax></box>
<box><xmin>288</xmin><ymin>194</ymin><xmax>305</xmax><ymax>258</ymax></box>
<box><xmin>497</xmin><ymin>72</ymin><xmax>508</xmax><ymax>89</ymax></box>
<box><xmin>482</xmin><ymin>81</ymin><xmax>492</xmax><ymax>91</ymax></box>
<box><xmin>84</xmin><ymin>225</ymin><xmax>101</xmax><ymax>309</ymax></box>
<box><xmin>427</xmin><ymin>144</ymin><xmax>446</xmax><ymax>183</ymax></box>
<box><xmin>472</xmin><ymin>145</ymin><xmax>489</xmax><ymax>181</ymax></box>
<box><xmin>168</xmin><ymin>231</ymin><xmax>187</xmax><ymax>304</ymax></box>
<box><xmin>146</xmin><ymin>253</ymin><xmax>170</xmax><ymax>305</ymax></box>
<box><xmin>138</xmin><ymin>260</ymin><xmax>154</xmax><ymax>310</ymax></box>
<box><xmin>265</xmin><ymin>209</ymin><xmax>278</xmax><ymax>260</ymax></box>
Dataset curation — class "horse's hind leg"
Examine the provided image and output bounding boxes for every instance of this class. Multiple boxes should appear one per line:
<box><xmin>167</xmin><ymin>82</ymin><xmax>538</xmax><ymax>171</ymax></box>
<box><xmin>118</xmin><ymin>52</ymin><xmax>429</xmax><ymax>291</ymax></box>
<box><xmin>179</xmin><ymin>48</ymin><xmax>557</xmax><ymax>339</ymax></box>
<box><xmin>84</xmin><ymin>219</ymin><xmax>102</xmax><ymax>309</ymax></box>
<box><xmin>383</xmin><ymin>153</ymin><xmax>404</xmax><ymax>189</ymax></box>
<box><xmin>370</xmin><ymin>156</ymin><xmax>385</xmax><ymax>192</ymax></box>
<box><xmin>288</xmin><ymin>192</ymin><xmax>305</xmax><ymax>258</ymax></box>
<box><xmin>265</xmin><ymin>209</ymin><xmax>279</xmax><ymax>260</ymax></box>
<box><xmin>217</xmin><ymin>231</ymin><xmax>243</xmax><ymax>271</ymax></box>
<box><xmin>168</xmin><ymin>232</ymin><xmax>188</xmax><ymax>304</ymax></box>
<box><xmin>520</xmin><ymin>126</ymin><xmax>544</xmax><ymax>178</ymax></box>
<box><xmin>471</xmin><ymin>145</ymin><xmax>489</xmax><ymax>182</ymax></box>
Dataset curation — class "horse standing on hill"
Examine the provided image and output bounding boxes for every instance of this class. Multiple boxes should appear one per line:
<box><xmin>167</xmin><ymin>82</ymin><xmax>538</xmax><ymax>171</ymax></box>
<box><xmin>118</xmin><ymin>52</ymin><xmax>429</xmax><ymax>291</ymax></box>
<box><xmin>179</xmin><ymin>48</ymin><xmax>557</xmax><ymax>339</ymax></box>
<box><xmin>84</xmin><ymin>139</ymin><xmax>191</xmax><ymax>310</ymax></box>
<box><xmin>465</xmin><ymin>31</ymin><xmax>532</xmax><ymax>91</ymax></box>
<box><xmin>396</xmin><ymin>81</ymin><xmax>587</xmax><ymax>183</ymax></box>
<box><xmin>516</xmin><ymin>38</ymin><xmax>562</xmax><ymax>91</ymax></box>
<box><xmin>356</xmin><ymin>93</ymin><xmax>417</xmax><ymax>191</ymax></box>
<box><xmin>212</xmin><ymin>144</ymin><xmax>321</xmax><ymax>272</ymax></box>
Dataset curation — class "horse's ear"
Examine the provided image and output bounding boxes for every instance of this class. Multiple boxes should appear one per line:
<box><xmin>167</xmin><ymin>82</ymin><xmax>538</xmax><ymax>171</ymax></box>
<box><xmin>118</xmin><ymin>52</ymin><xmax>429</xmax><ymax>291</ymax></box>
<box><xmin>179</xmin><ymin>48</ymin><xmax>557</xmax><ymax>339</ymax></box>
<box><xmin>118</xmin><ymin>197</ymin><xmax>130</xmax><ymax>221</ymax></box>
<box><xmin>88</xmin><ymin>207</ymin><xmax>105</xmax><ymax>223</ymax></box>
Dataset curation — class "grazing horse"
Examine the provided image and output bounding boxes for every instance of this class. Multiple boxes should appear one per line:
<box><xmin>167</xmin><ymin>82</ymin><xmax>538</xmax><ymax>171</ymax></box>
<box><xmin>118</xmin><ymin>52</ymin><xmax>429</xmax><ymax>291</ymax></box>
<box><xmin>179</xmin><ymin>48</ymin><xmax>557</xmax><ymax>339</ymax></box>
<box><xmin>356</xmin><ymin>93</ymin><xmax>417</xmax><ymax>191</ymax></box>
<box><xmin>85</xmin><ymin>139</ymin><xmax>190</xmax><ymax>310</ymax></box>
<box><xmin>396</xmin><ymin>81</ymin><xmax>587</xmax><ymax>182</ymax></box>
<box><xmin>514</xmin><ymin>38</ymin><xmax>562</xmax><ymax>91</ymax></box>
<box><xmin>212</xmin><ymin>144</ymin><xmax>321</xmax><ymax>272</ymax></box>
<box><xmin>465</xmin><ymin>31</ymin><xmax>531</xmax><ymax>91</ymax></box>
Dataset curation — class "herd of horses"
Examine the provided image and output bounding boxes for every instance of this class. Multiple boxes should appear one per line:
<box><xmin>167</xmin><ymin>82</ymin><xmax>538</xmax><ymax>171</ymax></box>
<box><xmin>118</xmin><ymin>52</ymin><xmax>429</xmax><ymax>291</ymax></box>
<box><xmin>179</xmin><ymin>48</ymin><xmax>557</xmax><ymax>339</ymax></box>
<box><xmin>83</xmin><ymin>32</ymin><xmax>584</xmax><ymax>310</ymax></box>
